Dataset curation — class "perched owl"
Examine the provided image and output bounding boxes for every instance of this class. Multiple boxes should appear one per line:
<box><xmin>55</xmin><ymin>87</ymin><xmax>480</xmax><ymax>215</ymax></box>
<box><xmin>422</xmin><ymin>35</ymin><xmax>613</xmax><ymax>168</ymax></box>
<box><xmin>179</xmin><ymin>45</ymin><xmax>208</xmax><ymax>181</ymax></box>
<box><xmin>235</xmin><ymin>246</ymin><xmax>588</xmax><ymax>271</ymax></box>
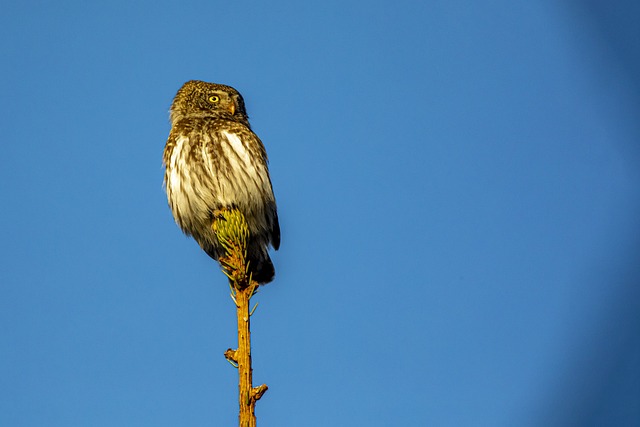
<box><xmin>163</xmin><ymin>80</ymin><xmax>280</xmax><ymax>284</ymax></box>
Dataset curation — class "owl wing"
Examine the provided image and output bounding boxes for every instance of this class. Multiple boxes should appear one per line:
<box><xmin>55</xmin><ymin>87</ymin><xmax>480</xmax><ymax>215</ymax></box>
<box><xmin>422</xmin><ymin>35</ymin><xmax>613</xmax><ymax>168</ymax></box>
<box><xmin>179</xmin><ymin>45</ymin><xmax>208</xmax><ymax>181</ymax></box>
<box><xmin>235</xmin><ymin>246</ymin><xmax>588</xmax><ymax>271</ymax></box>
<box><xmin>211</xmin><ymin>123</ymin><xmax>280</xmax><ymax>251</ymax></box>
<box><xmin>238</xmin><ymin>129</ymin><xmax>280</xmax><ymax>251</ymax></box>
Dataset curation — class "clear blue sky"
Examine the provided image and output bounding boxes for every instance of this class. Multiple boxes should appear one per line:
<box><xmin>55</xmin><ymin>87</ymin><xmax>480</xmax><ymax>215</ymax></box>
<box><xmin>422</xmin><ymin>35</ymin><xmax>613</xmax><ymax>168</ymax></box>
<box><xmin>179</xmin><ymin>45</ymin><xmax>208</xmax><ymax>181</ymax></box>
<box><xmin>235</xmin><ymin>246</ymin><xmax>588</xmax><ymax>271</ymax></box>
<box><xmin>1</xmin><ymin>1</ymin><xmax>639</xmax><ymax>426</ymax></box>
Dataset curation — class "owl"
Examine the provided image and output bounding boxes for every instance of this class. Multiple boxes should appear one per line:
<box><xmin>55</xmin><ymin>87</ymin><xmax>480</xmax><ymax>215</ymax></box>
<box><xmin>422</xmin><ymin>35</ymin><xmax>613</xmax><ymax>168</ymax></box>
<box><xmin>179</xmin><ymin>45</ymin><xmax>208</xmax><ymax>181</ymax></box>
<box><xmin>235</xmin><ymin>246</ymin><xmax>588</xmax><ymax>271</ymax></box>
<box><xmin>163</xmin><ymin>80</ymin><xmax>280</xmax><ymax>284</ymax></box>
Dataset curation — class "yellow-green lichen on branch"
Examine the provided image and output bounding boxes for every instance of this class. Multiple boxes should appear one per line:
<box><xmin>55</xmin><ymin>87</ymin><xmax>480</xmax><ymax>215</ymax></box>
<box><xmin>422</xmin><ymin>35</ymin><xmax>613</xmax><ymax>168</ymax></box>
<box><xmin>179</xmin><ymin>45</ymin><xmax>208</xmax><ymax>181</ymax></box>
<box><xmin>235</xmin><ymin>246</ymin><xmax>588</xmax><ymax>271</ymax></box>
<box><xmin>212</xmin><ymin>208</ymin><xmax>257</xmax><ymax>291</ymax></box>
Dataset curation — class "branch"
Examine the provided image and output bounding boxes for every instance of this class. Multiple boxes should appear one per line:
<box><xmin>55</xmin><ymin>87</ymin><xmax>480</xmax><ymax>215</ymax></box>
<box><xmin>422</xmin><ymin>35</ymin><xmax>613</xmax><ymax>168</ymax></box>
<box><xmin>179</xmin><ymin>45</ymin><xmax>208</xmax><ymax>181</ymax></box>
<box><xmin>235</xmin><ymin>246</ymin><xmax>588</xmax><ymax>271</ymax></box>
<box><xmin>213</xmin><ymin>209</ymin><xmax>267</xmax><ymax>426</ymax></box>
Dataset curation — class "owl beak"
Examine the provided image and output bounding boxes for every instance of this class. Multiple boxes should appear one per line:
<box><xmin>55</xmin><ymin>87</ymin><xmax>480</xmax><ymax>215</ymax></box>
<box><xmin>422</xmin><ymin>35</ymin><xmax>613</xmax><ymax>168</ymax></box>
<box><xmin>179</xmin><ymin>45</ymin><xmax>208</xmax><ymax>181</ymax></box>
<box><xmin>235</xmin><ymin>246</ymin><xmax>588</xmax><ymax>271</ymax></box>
<box><xmin>229</xmin><ymin>104</ymin><xmax>236</xmax><ymax>115</ymax></box>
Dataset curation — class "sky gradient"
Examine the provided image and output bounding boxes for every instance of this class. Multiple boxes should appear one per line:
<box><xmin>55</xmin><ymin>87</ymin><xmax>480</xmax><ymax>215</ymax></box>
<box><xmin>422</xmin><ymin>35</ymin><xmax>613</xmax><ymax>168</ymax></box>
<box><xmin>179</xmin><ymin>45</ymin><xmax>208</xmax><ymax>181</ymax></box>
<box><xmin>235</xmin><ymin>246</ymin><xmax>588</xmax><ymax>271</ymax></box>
<box><xmin>1</xmin><ymin>1</ymin><xmax>639</xmax><ymax>426</ymax></box>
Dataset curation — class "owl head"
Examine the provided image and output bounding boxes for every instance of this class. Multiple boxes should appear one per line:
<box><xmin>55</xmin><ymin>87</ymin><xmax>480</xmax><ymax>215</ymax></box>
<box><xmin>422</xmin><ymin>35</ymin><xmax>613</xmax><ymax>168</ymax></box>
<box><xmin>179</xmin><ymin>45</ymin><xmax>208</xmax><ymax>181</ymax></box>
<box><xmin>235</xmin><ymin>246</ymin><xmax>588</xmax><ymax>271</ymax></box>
<box><xmin>170</xmin><ymin>80</ymin><xmax>249</xmax><ymax>126</ymax></box>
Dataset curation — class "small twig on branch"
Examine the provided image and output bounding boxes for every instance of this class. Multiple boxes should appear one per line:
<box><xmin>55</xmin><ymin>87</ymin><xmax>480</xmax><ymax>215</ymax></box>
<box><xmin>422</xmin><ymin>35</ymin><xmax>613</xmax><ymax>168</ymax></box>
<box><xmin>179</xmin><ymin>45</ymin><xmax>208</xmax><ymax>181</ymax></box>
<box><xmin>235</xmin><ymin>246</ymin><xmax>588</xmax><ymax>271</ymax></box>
<box><xmin>251</xmin><ymin>384</ymin><xmax>268</xmax><ymax>402</ymax></box>
<box><xmin>224</xmin><ymin>348</ymin><xmax>239</xmax><ymax>365</ymax></box>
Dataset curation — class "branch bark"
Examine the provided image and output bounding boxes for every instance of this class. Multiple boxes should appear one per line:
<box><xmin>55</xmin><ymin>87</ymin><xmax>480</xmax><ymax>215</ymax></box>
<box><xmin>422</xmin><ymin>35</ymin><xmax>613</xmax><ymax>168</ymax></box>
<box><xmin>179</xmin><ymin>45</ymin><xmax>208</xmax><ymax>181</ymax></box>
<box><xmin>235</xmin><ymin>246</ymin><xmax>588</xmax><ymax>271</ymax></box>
<box><xmin>234</xmin><ymin>284</ymin><xmax>267</xmax><ymax>427</ymax></box>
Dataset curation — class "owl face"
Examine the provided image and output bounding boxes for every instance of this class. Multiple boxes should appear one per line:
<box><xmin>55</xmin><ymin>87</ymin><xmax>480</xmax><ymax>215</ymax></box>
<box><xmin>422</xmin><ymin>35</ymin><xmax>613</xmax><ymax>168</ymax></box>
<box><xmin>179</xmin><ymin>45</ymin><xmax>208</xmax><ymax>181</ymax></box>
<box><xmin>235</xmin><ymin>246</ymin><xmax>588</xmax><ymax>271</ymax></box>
<box><xmin>170</xmin><ymin>80</ymin><xmax>248</xmax><ymax>126</ymax></box>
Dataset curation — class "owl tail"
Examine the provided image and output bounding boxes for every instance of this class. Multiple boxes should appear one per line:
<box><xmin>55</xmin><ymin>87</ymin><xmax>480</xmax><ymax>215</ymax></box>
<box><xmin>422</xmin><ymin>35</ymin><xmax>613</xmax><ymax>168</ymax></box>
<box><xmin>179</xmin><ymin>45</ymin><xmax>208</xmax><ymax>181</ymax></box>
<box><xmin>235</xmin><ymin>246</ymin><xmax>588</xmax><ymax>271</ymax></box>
<box><xmin>249</xmin><ymin>250</ymin><xmax>275</xmax><ymax>284</ymax></box>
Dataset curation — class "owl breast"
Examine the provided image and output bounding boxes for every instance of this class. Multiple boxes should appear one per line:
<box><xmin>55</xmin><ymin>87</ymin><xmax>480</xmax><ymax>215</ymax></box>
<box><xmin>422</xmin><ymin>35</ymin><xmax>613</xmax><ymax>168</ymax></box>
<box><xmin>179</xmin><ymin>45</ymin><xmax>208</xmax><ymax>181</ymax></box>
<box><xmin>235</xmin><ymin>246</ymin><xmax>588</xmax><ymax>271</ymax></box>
<box><xmin>164</xmin><ymin>120</ymin><xmax>275</xmax><ymax>249</ymax></box>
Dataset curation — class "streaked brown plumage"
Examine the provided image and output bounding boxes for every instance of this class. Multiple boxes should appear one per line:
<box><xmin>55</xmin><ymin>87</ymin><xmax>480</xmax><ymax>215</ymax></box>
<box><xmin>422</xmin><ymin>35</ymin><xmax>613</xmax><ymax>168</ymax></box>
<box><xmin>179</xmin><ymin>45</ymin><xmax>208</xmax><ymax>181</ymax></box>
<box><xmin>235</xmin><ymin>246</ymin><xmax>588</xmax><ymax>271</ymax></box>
<box><xmin>163</xmin><ymin>80</ymin><xmax>280</xmax><ymax>283</ymax></box>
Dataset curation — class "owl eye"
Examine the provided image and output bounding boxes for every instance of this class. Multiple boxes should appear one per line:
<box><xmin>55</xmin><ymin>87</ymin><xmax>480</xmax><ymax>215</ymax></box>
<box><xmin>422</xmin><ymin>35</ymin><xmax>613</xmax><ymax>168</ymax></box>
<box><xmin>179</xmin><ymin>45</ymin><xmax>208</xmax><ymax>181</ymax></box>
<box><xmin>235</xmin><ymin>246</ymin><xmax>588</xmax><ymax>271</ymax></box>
<box><xmin>208</xmin><ymin>95</ymin><xmax>220</xmax><ymax>103</ymax></box>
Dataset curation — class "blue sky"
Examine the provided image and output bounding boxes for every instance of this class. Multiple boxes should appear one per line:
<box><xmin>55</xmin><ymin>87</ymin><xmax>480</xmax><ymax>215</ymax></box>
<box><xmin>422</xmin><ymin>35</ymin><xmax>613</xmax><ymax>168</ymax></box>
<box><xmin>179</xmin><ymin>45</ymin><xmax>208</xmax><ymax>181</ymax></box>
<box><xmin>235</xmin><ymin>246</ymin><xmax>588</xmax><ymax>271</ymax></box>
<box><xmin>1</xmin><ymin>1</ymin><xmax>639</xmax><ymax>426</ymax></box>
